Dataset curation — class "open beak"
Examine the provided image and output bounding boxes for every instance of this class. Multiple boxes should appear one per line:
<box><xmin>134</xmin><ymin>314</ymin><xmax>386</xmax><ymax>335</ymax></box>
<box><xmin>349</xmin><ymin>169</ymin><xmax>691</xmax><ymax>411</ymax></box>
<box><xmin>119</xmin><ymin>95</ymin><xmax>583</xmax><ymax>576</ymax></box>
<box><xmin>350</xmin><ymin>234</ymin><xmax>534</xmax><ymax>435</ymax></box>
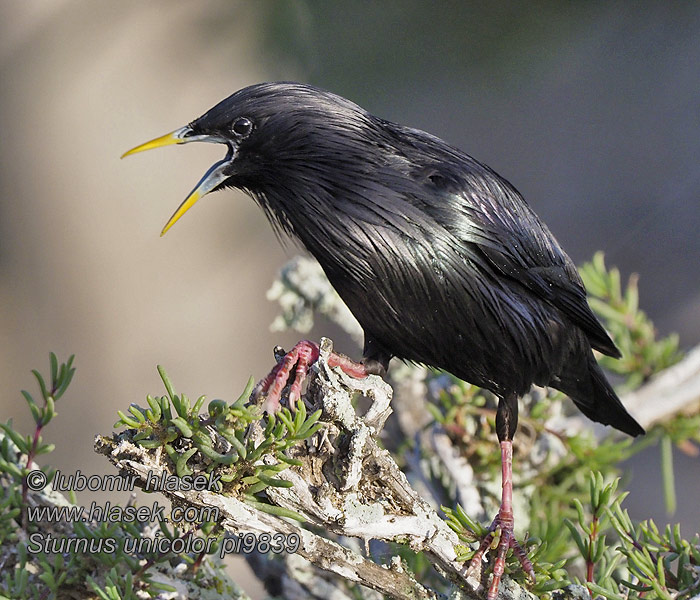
<box><xmin>122</xmin><ymin>126</ymin><xmax>234</xmax><ymax>236</ymax></box>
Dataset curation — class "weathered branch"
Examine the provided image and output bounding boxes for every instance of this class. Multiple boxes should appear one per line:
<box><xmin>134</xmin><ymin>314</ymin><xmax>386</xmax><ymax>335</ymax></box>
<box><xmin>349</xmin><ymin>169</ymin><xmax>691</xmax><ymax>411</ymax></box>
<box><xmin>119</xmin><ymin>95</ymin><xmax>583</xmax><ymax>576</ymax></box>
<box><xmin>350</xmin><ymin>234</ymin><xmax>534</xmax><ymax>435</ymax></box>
<box><xmin>622</xmin><ymin>344</ymin><xmax>700</xmax><ymax>428</ymax></box>
<box><xmin>96</xmin><ymin>338</ymin><xmax>546</xmax><ymax>600</ymax></box>
<box><xmin>96</xmin><ymin>339</ymin><xmax>700</xmax><ymax>599</ymax></box>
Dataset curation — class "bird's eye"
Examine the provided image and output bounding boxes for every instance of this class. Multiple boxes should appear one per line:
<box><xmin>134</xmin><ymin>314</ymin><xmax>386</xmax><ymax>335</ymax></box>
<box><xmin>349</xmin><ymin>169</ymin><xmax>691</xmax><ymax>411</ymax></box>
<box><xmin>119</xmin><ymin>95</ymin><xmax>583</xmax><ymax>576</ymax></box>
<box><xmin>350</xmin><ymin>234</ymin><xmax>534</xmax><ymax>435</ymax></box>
<box><xmin>232</xmin><ymin>117</ymin><xmax>253</xmax><ymax>137</ymax></box>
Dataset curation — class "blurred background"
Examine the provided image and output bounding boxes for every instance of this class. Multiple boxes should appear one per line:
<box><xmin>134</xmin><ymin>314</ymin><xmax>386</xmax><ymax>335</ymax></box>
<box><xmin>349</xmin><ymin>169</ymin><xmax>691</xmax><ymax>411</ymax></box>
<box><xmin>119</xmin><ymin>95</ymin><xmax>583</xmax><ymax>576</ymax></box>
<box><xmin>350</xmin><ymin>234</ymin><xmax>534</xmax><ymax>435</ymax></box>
<box><xmin>1</xmin><ymin>1</ymin><xmax>698</xmax><ymax>591</ymax></box>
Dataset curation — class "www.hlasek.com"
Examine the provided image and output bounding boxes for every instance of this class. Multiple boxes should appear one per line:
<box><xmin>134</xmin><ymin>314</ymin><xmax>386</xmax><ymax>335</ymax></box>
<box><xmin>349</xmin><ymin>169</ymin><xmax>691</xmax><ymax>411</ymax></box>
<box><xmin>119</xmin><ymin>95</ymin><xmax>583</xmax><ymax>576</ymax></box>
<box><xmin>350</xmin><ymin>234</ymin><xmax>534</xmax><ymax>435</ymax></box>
<box><xmin>25</xmin><ymin>469</ymin><xmax>301</xmax><ymax>557</ymax></box>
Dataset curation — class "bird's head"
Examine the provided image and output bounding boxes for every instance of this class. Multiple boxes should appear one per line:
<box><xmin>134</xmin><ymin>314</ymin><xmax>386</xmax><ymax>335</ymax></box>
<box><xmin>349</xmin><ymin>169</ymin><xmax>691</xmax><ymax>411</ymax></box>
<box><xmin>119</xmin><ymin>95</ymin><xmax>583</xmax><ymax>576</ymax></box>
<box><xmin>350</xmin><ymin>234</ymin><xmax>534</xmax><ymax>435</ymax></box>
<box><xmin>122</xmin><ymin>82</ymin><xmax>377</xmax><ymax>236</ymax></box>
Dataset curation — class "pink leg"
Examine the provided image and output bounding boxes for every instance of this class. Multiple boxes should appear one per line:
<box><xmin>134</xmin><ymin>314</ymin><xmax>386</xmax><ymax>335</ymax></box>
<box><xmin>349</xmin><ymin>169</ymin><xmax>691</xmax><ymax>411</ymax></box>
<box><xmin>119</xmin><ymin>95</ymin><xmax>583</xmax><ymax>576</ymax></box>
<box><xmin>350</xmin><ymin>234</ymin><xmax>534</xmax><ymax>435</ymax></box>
<box><xmin>253</xmin><ymin>340</ymin><xmax>369</xmax><ymax>411</ymax></box>
<box><xmin>467</xmin><ymin>441</ymin><xmax>535</xmax><ymax>599</ymax></box>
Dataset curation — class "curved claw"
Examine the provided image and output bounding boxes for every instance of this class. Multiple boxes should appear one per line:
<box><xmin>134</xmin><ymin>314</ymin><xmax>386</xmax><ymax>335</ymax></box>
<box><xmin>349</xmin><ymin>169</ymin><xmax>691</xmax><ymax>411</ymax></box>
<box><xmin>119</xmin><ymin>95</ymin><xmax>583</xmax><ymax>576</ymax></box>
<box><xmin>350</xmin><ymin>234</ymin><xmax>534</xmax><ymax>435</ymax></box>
<box><xmin>466</xmin><ymin>513</ymin><xmax>535</xmax><ymax>600</ymax></box>
<box><xmin>253</xmin><ymin>340</ymin><xmax>370</xmax><ymax>412</ymax></box>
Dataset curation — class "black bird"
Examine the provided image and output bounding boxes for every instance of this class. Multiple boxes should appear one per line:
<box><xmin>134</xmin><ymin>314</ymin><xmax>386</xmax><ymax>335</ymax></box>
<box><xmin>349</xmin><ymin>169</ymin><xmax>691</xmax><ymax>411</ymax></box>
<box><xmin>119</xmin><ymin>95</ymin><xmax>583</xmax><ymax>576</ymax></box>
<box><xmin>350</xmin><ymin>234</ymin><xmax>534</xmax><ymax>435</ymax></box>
<box><xmin>123</xmin><ymin>82</ymin><xmax>644</xmax><ymax>598</ymax></box>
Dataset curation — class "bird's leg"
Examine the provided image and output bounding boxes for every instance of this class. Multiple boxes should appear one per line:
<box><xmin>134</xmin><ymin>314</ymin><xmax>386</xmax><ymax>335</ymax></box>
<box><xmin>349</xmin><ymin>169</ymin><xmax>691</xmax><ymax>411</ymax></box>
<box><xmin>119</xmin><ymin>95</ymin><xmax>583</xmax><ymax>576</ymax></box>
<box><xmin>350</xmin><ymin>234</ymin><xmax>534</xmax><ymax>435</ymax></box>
<box><xmin>252</xmin><ymin>340</ymin><xmax>370</xmax><ymax>411</ymax></box>
<box><xmin>467</xmin><ymin>396</ymin><xmax>534</xmax><ymax>599</ymax></box>
<box><xmin>468</xmin><ymin>441</ymin><xmax>535</xmax><ymax>598</ymax></box>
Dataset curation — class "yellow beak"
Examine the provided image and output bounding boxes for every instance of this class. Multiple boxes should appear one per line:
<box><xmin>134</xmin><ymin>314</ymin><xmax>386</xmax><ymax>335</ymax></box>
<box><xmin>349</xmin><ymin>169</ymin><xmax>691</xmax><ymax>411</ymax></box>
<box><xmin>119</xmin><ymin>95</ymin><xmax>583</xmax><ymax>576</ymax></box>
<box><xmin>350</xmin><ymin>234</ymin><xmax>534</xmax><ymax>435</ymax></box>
<box><xmin>121</xmin><ymin>127</ymin><xmax>190</xmax><ymax>158</ymax></box>
<box><xmin>122</xmin><ymin>126</ymin><xmax>234</xmax><ymax>236</ymax></box>
<box><xmin>160</xmin><ymin>189</ymin><xmax>202</xmax><ymax>236</ymax></box>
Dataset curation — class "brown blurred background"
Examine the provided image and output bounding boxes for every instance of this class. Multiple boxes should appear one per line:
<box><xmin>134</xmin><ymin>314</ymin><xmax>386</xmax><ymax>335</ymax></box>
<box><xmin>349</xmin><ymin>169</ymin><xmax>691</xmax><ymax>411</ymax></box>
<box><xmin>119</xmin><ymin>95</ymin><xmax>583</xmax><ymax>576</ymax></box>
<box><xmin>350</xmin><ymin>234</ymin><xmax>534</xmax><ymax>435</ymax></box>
<box><xmin>1</xmin><ymin>1</ymin><xmax>699</xmax><ymax>590</ymax></box>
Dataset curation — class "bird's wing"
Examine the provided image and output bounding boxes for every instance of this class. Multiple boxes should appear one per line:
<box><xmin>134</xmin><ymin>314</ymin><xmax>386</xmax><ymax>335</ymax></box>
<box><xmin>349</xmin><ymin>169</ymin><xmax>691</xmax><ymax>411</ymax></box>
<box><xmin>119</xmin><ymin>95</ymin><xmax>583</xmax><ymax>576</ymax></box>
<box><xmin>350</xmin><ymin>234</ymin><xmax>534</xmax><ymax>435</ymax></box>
<box><xmin>414</xmin><ymin>160</ymin><xmax>620</xmax><ymax>358</ymax></box>
<box><xmin>477</xmin><ymin>239</ymin><xmax>620</xmax><ymax>358</ymax></box>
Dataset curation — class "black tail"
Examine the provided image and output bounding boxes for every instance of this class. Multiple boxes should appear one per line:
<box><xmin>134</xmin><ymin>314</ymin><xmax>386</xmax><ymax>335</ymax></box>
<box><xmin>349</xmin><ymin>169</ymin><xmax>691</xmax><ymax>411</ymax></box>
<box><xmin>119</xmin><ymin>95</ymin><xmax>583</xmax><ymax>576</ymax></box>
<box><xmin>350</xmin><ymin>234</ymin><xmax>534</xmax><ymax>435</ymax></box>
<box><xmin>554</xmin><ymin>355</ymin><xmax>644</xmax><ymax>437</ymax></box>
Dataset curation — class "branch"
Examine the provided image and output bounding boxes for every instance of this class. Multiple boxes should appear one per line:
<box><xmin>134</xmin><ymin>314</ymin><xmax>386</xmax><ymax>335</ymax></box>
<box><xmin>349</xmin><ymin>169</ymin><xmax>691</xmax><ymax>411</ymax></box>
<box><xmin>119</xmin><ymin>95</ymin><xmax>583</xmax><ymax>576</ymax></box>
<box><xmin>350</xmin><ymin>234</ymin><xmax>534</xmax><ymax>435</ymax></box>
<box><xmin>96</xmin><ymin>338</ymin><xmax>559</xmax><ymax>600</ymax></box>
<box><xmin>622</xmin><ymin>344</ymin><xmax>700</xmax><ymax>428</ymax></box>
<box><xmin>96</xmin><ymin>336</ymin><xmax>698</xmax><ymax>599</ymax></box>
<box><xmin>95</xmin><ymin>433</ymin><xmax>433</xmax><ymax>600</ymax></box>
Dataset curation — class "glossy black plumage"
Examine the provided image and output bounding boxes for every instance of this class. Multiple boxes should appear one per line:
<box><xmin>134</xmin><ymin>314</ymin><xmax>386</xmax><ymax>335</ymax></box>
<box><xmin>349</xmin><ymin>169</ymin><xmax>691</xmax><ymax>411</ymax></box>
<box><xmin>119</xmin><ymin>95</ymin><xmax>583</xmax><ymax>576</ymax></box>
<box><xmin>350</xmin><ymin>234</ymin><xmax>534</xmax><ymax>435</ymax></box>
<box><xmin>123</xmin><ymin>82</ymin><xmax>644</xmax><ymax>596</ymax></box>
<box><xmin>152</xmin><ymin>82</ymin><xmax>645</xmax><ymax>439</ymax></box>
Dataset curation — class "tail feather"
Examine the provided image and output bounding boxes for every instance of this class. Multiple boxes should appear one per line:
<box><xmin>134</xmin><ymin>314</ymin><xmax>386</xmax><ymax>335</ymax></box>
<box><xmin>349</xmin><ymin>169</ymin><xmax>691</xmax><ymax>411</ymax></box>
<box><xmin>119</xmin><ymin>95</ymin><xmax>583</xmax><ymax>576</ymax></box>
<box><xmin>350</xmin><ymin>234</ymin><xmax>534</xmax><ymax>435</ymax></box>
<box><xmin>554</xmin><ymin>356</ymin><xmax>644</xmax><ymax>437</ymax></box>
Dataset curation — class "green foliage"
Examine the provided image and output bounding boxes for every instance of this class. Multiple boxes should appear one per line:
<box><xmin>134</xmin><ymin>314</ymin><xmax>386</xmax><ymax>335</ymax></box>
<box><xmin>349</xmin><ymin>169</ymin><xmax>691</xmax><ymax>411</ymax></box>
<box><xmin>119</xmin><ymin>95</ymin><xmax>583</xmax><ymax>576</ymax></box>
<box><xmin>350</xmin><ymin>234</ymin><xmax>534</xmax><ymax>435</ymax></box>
<box><xmin>0</xmin><ymin>448</ymin><xmax>22</xmax><ymax>546</ymax></box>
<box><xmin>431</xmin><ymin>380</ymin><xmax>650</xmax><ymax>563</ymax></box>
<box><xmin>443</xmin><ymin>472</ymin><xmax>700</xmax><ymax>598</ymax></box>
<box><xmin>87</xmin><ymin>569</ymin><xmax>136</xmax><ymax>600</ymax></box>
<box><xmin>0</xmin><ymin>355</ymin><xmax>234</xmax><ymax>600</ymax></box>
<box><xmin>115</xmin><ymin>366</ymin><xmax>322</xmax><ymax>513</ymax></box>
<box><xmin>443</xmin><ymin>503</ymin><xmax>488</xmax><ymax>553</ymax></box>
<box><xmin>0</xmin><ymin>352</ymin><xmax>75</xmax><ymax>538</ymax></box>
<box><xmin>526</xmin><ymin>430</ymin><xmax>653</xmax><ymax>557</ymax></box>
<box><xmin>0</xmin><ymin>352</ymin><xmax>75</xmax><ymax>487</ymax></box>
<box><xmin>564</xmin><ymin>474</ymin><xmax>624</xmax><ymax>586</ymax></box>
<box><xmin>427</xmin><ymin>377</ymin><xmax>505</xmax><ymax>475</ymax></box>
<box><xmin>580</xmin><ymin>252</ymin><xmax>682</xmax><ymax>390</ymax></box>
<box><xmin>566</xmin><ymin>472</ymin><xmax>700</xmax><ymax>600</ymax></box>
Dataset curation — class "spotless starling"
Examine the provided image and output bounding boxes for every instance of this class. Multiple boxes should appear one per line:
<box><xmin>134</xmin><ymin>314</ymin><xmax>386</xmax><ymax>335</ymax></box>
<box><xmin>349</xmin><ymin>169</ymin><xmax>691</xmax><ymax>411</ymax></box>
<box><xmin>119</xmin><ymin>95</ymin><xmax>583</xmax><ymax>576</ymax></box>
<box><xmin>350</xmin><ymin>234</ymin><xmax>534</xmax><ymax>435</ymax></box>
<box><xmin>123</xmin><ymin>82</ymin><xmax>644</xmax><ymax>598</ymax></box>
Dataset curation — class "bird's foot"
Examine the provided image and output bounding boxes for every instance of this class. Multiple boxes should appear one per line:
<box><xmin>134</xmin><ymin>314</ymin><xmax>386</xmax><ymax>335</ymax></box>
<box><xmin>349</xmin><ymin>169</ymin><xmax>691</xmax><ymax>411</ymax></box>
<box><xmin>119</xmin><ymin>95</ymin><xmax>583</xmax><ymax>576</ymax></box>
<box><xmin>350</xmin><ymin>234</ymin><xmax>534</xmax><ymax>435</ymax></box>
<box><xmin>467</xmin><ymin>509</ymin><xmax>534</xmax><ymax>600</ymax></box>
<box><xmin>252</xmin><ymin>340</ymin><xmax>369</xmax><ymax>411</ymax></box>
